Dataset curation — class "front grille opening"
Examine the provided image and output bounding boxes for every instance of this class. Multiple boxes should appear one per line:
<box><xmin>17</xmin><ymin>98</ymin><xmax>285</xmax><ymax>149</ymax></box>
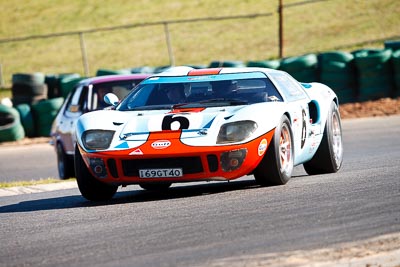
<box><xmin>107</xmin><ymin>159</ymin><xmax>118</xmax><ymax>178</ymax></box>
<box><xmin>207</xmin><ymin>154</ymin><xmax>219</xmax><ymax>172</ymax></box>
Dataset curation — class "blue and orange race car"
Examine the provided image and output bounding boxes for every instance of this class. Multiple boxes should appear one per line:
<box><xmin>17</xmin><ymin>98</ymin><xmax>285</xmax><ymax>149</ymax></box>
<box><xmin>75</xmin><ymin>67</ymin><xmax>343</xmax><ymax>201</ymax></box>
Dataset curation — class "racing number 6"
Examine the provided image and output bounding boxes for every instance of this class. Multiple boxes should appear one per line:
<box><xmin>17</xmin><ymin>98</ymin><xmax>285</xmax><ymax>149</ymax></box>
<box><xmin>162</xmin><ymin>114</ymin><xmax>190</xmax><ymax>130</ymax></box>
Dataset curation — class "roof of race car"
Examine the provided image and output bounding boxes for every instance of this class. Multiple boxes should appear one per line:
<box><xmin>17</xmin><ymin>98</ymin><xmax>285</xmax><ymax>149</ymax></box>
<box><xmin>78</xmin><ymin>73</ymin><xmax>150</xmax><ymax>86</ymax></box>
<box><xmin>141</xmin><ymin>66</ymin><xmax>286</xmax><ymax>84</ymax></box>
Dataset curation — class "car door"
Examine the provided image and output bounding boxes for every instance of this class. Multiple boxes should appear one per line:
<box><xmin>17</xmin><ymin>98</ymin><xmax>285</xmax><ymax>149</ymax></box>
<box><xmin>268</xmin><ymin>73</ymin><xmax>312</xmax><ymax>164</ymax></box>
<box><xmin>59</xmin><ymin>85</ymin><xmax>88</xmax><ymax>154</ymax></box>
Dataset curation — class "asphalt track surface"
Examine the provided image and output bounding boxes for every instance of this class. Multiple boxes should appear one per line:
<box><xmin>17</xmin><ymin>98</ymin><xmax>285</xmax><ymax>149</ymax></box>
<box><xmin>0</xmin><ymin>115</ymin><xmax>399</xmax><ymax>267</ymax></box>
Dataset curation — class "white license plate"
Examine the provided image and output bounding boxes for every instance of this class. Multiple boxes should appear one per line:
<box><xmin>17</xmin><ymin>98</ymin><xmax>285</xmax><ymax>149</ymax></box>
<box><xmin>139</xmin><ymin>168</ymin><xmax>183</xmax><ymax>178</ymax></box>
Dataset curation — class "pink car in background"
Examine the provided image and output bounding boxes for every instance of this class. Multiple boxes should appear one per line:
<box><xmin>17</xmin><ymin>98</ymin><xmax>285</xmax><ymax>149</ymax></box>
<box><xmin>51</xmin><ymin>74</ymin><xmax>149</xmax><ymax>179</ymax></box>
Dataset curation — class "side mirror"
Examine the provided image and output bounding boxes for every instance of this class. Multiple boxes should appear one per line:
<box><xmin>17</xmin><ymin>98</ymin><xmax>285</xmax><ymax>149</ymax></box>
<box><xmin>104</xmin><ymin>93</ymin><xmax>119</xmax><ymax>106</ymax></box>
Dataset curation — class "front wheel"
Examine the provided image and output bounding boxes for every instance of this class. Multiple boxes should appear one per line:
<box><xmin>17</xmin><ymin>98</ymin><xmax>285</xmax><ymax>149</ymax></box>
<box><xmin>254</xmin><ymin>115</ymin><xmax>294</xmax><ymax>186</ymax></box>
<box><xmin>75</xmin><ymin>145</ymin><xmax>118</xmax><ymax>201</ymax></box>
<box><xmin>303</xmin><ymin>101</ymin><xmax>343</xmax><ymax>175</ymax></box>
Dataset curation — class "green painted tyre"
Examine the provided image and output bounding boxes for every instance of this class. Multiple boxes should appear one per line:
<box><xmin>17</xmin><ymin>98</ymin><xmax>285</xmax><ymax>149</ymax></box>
<box><xmin>31</xmin><ymin>97</ymin><xmax>64</xmax><ymax>137</ymax></box>
<box><xmin>0</xmin><ymin>104</ymin><xmax>25</xmax><ymax>142</ymax></box>
<box><xmin>15</xmin><ymin>104</ymin><xmax>35</xmax><ymax>137</ymax></box>
<box><xmin>246</xmin><ymin>60</ymin><xmax>281</xmax><ymax>69</ymax></box>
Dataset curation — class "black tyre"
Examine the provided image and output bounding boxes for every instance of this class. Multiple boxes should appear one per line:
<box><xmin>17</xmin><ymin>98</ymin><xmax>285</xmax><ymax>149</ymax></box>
<box><xmin>12</xmin><ymin>73</ymin><xmax>45</xmax><ymax>86</ymax></box>
<box><xmin>75</xmin><ymin>145</ymin><xmax>118</xmax><ymax>201</ymax></box>
<box><xmin>254</xmin><ymin>115</ymin><xmax>294</xmax><ymax>186</ymax></box>
<box><xmin>139</xmin><ymin>183</ymin><xmax>172</xmax><ymax>191</ymax></box>
<box><xmin>12</xmin><ymin>83</ymin><xmax>48</xmax><ymax>97</ymax></box>
<box><xmin>303</xmin><ymin>102</ymin><xmax>343</xmax><ymax>175</ymax></box>
<box><xmin>57</xmin><ymin>142</ymin><xmax>75</xmax><ymax>180</ymax></box>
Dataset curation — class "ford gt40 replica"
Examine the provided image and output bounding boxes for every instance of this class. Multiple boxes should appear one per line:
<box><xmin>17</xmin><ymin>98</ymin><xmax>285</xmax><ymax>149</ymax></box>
<box><xmin>75</xmin><ymin>67</ymin><xmax>343</xmax><ymax>201</ymax></box>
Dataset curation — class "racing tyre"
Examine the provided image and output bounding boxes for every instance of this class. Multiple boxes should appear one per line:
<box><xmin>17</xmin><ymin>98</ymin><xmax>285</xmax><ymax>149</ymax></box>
<box><xmin>254</xmin><ymin>115</ymin><xmax>294</xmax><ymax>186</ymax></box>
<box><xmin>75</xmin><ymin>145</ymin><xmax>118</xmax><ymax>201</ymax></box>
<box><xmin>303</xmin><ymin>102</ymin><xmax>343</xmax><ymax>175</ymax></box>
<box><xmin>139</xmin><ymin>183</ymin><xmax>172</xmax><ymax>191</ymax></box>
<box><xmin>57</xmin><ymin>142</ymin><xmax>75</xmax><ymax>180</ymax></box>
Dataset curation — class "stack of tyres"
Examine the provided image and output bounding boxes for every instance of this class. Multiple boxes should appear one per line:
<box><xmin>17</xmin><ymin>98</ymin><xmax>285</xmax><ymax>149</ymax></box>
<box><xmin>353</xmin><ymin>49</ymin><xmax>394</xmax><ymax>101</ymax></box>
<box><xmin>45</xmin><ymin>73</ymin><xmax>82</xmax><ymax>99</ymax></box>
<box><xmin>384</xmin><ymin>40</ymin><xmax>400</xmax><ymax>51</ymax></box>
<box><xmin>96</xmin><ymin>68</ymin><xmax>131</xmax><ymax>76</ymax></box>
<box><xmin>14</xmin><ymin>104</ymin><xmax>35</xmax><ymax>137</ymax></box>
<box><xmin>246</xmin><ymin>60</ymin><xmax>281</xmax><ymax>69</ymax></box>
<box><xmin>59</xmin><ymin>74</ymin><xmax>85</xmax><ymax>99</ymax></box>
<box><xmin>31</xmin><ymin>97</ymin><xmax>64</xmax><ymax>137</ymax></box>
<box><xmin>319</xmin><ymin>51</ymin><xmax>357</xmax><ymax>103</ymax></box>
<box><xmin>392</xmin><ymin>50</ymin><xmax>400</xmax><ymax>97</ymax></box>
<box><xmin>279</xmin><ymin>54</ymin><xmax>318</xmax><ymax>83</ymax></box>
<box><xmin>0</xmin><ymin>104</ymin><xmax>25</xmax><ymax>142</ymax></box>
<box><xmin>11</xmin><ymin>73</ymin><xmax>47</xmax><ymax>106</ymax></box>
<box><xmin>208</xmin><ymin>61</ymin><xmax>246</xmax><ymax>68</ymax></box>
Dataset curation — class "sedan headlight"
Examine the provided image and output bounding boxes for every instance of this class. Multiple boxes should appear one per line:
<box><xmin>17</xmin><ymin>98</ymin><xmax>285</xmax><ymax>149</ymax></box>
<box><xmin>217</xmin><ymin>121</ymin><xmax>257</xmax><ymax>144</ymax></box>
<box><xmin>82</xmin><ymin>130</ymin><xmax>115</xmax><ymax>150</ymax></box>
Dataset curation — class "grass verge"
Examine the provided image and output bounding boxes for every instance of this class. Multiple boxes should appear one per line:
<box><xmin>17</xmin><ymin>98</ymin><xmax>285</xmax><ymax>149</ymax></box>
<box><xmin>0</xmin><ymin>178</ymin><xmax>75</xmax><ymax>188</ymax></box>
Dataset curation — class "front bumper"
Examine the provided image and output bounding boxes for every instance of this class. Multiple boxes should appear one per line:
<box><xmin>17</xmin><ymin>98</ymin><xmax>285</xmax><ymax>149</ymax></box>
<box><xmin>78</xmin><ymin>129</ymin><xmax>275</xmax><ymax>185</ymax></box>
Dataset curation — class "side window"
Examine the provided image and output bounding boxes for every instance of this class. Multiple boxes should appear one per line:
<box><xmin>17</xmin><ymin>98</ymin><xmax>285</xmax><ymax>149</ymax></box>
<box><xmin>269</xmin><ymin>73</ymin><xmax>307</xmax><ymax>102</ymax></box>
<box><xmin>65</xmin><ymin>85</ymin><xmax>86</xmax><ymax>115</ymax></box>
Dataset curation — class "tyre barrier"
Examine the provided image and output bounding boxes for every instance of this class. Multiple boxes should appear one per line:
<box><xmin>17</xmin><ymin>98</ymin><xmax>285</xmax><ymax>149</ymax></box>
<box><xmin>0</xmin><ymin>104</ymin><xmax>25</xmax><ymax>142</ymax></box>
<box><xmin>12</xmin><ymin>73</ymin><xmax>47</xmax><ymax>106</ymax></box>
<box><xmin>392</xmin><ymin>49</ymin><xmax>400</xmax><ymax>97</ymax></box>
<box><xmin>15</xmin><ymin>104</ymin><xmax>35</xmax><ymax>137</ymax></box>
<box><xmin>96</xmin><ymin>68</ymin><xmax>131</xmax><ymax>76</ymax></box>
<box><xmin>12</xmin><ymin>73</ymin><xmax>45</xmax><ymax>85</ymax></box>
<box><xmin>208</xmin><ymin>61</ymin><xmax>246</xmax><ymax>68</ymax></box>
<box><xmin>130</xmin><ymin>66</ymin><xmax>156</xmax><ymax>74</ymax></box>
<box><xmin>353</xmin><ymin>49</ymin><xmax>394</xmax><ymax>101</ymax></box>
<box><xmin>384</xmin><ymin>40</ymin><xmax>400</xmax><ymax>51</ymax></box>
<box><xmin>279</xmin><ymin>54</ymin><xmax>318</xmax><ymax>83</ymax></box>
<box><xmin>246</xmin><ymin>60</ymin><xmax>281</xmax><ymax>69</ymax></box>
<box><xmin>319</xmin><ymin>51</ymin><xmax>357</xmax><ymax>103</ymax></box>
<box><xmin>31</xmin><ymin>97</ymin><xmax>64</xmax><ymax>137</ymax></box>
<box><xmin>46</xmin><ymin>73</ymin><xmax>81</xmax><ymax>99</ymax></box>
<box><xmin>59</xmin><ymin>75</ymin><xmax>85</xmax><ymax>99</ymax></box>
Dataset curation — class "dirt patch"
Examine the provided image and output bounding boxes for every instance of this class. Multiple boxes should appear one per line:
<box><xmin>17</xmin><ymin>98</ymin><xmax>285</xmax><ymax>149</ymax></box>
<box><xmin>200</xmin><ymin>233</ymin><xmax>400</xmax><ymax>267</ymax></box>
<box><xmin>339</xmin><ymin>97</ymin><xmax>400</xmax><ymax>119</ymax></box>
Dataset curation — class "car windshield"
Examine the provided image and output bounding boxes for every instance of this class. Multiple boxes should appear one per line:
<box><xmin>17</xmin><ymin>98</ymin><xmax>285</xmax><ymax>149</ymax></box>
<box><xmin>117</xmin><ymin>77</ymin><xmax>282</xmax><ymax>111</ymax></box>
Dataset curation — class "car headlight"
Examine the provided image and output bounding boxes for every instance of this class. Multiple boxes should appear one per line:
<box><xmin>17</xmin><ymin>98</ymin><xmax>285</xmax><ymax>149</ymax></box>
<box><xmin>82</xmin><ymin>130</ymin><xmax>115</xmax><ymax>150</ymax></box>
<box><xmin>217</xmin><ymin>121</ymin><xmax>257</xmax><ymax>144</ymax></box>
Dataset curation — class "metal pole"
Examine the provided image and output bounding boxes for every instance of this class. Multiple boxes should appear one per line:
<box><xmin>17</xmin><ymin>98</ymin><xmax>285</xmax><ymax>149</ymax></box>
<box><xmin>278</xmin><ymin>0</ymin><xmax>284</xmax><ymax>58</ymax></box>
<box><xmin>79</xmin><ymin>32</ymin><xmax>90</xmax><ymax>76</ymax></box>
<box><xmin>164</xmin><ymin>23</ymin><xmax>175</xmax><ymax>66</ymax></box>
<box><xmin>0</xmin><ymin>64</ymin><xmax>4</xmax><ymax>88</ymax></box>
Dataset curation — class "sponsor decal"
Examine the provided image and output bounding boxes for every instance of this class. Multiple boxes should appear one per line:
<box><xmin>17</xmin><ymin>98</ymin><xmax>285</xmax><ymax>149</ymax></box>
<box><xmin>129</xmin><ymin>148</ymin><xmax>143</xmax><ymax>155</ymax></box>
<box><xmin>258</xmin><ymin>139</ymin><xmax>268</xmax><ymax>156</ymax></box>
<box><xmin>151</xmin><ymin>140</ymin><xmax>171</xmax><ymax>149</ymax></box>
